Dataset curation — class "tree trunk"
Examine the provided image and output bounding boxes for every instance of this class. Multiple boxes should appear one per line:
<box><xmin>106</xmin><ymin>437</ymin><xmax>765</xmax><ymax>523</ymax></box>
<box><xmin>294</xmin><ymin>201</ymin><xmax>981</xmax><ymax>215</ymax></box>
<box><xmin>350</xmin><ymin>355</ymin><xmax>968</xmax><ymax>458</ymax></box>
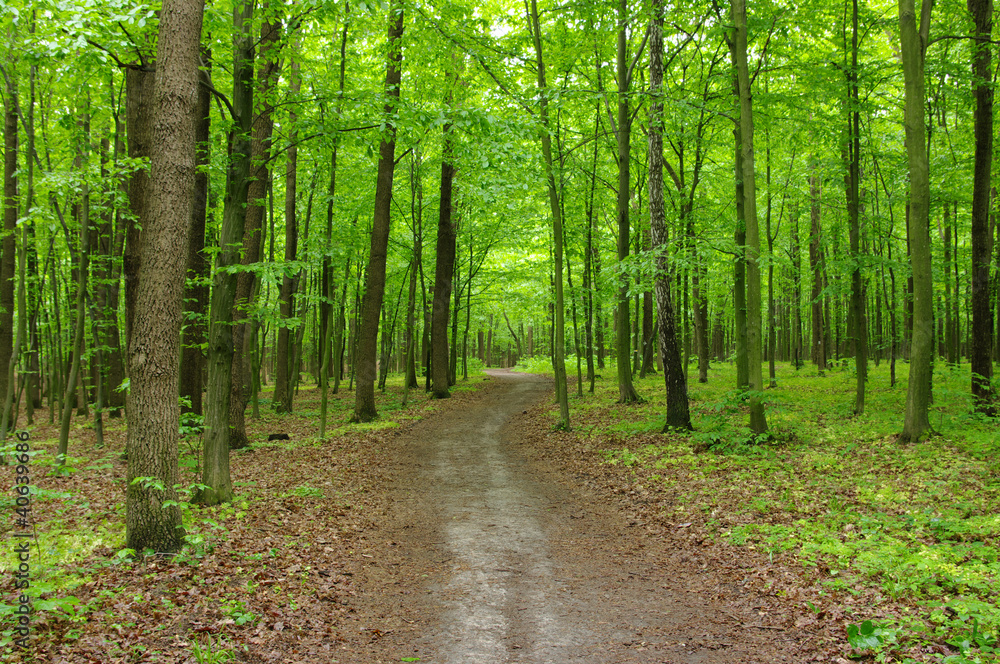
<box><xmin>649</xmin><ymin>0</ymin><xmax>692</xmax><ymax>430</ymax></box>
<box><xmin>180</xmin><ymin>52</ymin><xmax>211</xmax><ymax>416</ymax></box>
<box><xmin>0</xmin><ymin>72</ymin><xmax>17</xmax><ymax>429</ymax></box>
<box><xmin>352</xmin><ymin>3</ymin><xmax>404</xmax><ymax>422</ymax></box>
<box><xmin>198</xmin><ymin>0</ymin><xmax>255</xmax><ymax>506</ymax></box>
<box><xmin>968</xmin><ymin>0</ymin><xmax>994</xmax><ymax>413</ymax></box>
<box><xmin>528</xmin><ymin>0</ymin><xmax>570</xmax><ymax>426</ymax></box>
<box><xmin>847</xmin><ymin>0</ymin><xmax>867</xmax><ymax>415</ymax></box>
<box><xmin>124</xmin><ymin>66</ymin><xmax>155</xmax><ymax>366</ymax></box>
<box><xmin>431</xmin><ymin>93</ymin><xmax>457</xmax><ymax>399</ymax></box>
<box><xmin>125</xmin><ymin>0</ymin><xmax>203</xmax><ymax>552</ymax></box>
<box><xmin>809</xmin><ymin>170</ymin><xmax>825</xmax><ymax>372</ymax></box>
<box><xmin>732</xmin><ymin>0</ymin><xmax>768</xmax><ymax>435</ymax></box>
<box><xmin>59</xmin><ymin>111</ymin><xmax>91</xmax><ymax>466</ymax></box>
<box><xmin>898</xmin><ymin>0</ymin><xmax>934</xmax><ymax>442</ymax></box>
<box><xmin>614</xmin><ymin>0</ymin><xmax>641</xmax><ymax>404</ymax></box>
<box><xmin>274</xmin><ymin>51</ymin><xmax>301</xmax><ymax>414</ymax></box>
<box><xmin>229</xmin><ymin>16</ymin><xmax>281</xmax><ymax>448</ymax></box>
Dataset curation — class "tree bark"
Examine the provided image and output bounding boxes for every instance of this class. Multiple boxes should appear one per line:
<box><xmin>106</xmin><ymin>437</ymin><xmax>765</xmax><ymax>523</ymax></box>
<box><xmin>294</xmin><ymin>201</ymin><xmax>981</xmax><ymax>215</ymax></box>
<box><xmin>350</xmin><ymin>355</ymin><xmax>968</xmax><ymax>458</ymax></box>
<box><xmin>847</xmin><ymin>0</ymin><xmax>867</xmax><ymax>415</ymax></box>
<box><xmin>431</xmin><ymin>94</ymin><xmax>457</xmax><ymax>399</ymax></box>
<box><xmin>732</xmin><ymin>0</ymin><xmax>768</xmax><ymax>435</ymax></box>
<box><xmin>125</xmin><ymin>0</ymin><xmax>203</xmax><ymax>553</ymax></box>
<box><xmin>649</xmin><ymin>0</ymin><xmax>692</xmax><ymax>431</ymax></box>
<box><xmin>352</xmin><ymin>3</ymin><xmax>404</xmax><ymax>422</ymax></box>
<box><xmin>968</xmin><ymin>0</ymin><xmax>994</xmax><ymax>413</ymax></box>
<box><xmin>528</xmin><ymin>0</ymin><xmax>570</xmax><ymax>426</ymax></box>
<box><xmin>614</xmin><ymin>0</ymin><xmax>641</xmax><ymax>404</ymax></box>
<box><xmin>809</xmin><ymin>170</ymin><xmax>825</xmax><ymax>372</ymax></box>
<box><xmin>0</xmin><ymin>71</ymin><xmax>17</xmax><ymax>429</ymax></box>
<box><xmin>124</xmin><ymin>66</ymin><xmax>155</xmax><ymax>366</ymax></box>
<box><xmin>198</xmin><ymin>0</ymin><xmax>255</xmax><ymax>506</ymax></box>
<box><xmin>180</xmin><ymin>51</ymin><xmax>211</xmax><ymax>416</ymax></box>
<box><xmin>274</xmin><ymin>51</ymin><xmax>301</xmax><ymax>414</ymax></box>
<box><xmin>898</xmin><ymin>0</ymin><xmax>934</xmax><ymax>442</ymax></box>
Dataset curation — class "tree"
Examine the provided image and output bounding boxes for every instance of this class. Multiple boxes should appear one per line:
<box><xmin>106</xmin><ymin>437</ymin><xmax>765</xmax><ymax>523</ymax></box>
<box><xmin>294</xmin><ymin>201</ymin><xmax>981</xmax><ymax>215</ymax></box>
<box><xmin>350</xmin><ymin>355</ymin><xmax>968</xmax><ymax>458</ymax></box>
<box><xmin>649</xmin><ymin>0</ymin><xmax>692</xmax><ymax>431</ymax></box>
<box><xmin>125</xmin><ymin>0</ymin><xmax>204</xmax><ymax>553</ymax></box>
<box><xmin>527</xmin><ymin>0</ymin><xmax>570</xmax><ymax>428</ymax></box>
<box><xmin>898</xmin><ymin>0</ymin><xmax>934</xmax><ymax>443</ymax></box>
<box><xmin>431</xmin><ymin>73</ymin><xmax>458</xmax><ymax>400</ymax></box>
<box><xmin>353</xmin><ymin>2</ymin><xmax>404</xmax><ymax>423</ymax></box>
<box><xmin>732</xmin><ymin>0</ymin><xmax>768</xmax><ymax>435</ymax></box>
<box><xmin>968</xmin><ymin>0</ymin><xmax>994</xmax><ymax>414</ymax></box>
<box><xmin>198</xmin><ymin>0</ymin><xmax>255</xmax><ymax>506</ymax></box>
<box><xmin>846</xmin><ymin>0</ymin><xmax>867</xmax><ymax>415</ymax></box>
<box><xmin>614</xmin><ymin>0</ymin><xmax>643</xmax><ymax>404</ymax></box>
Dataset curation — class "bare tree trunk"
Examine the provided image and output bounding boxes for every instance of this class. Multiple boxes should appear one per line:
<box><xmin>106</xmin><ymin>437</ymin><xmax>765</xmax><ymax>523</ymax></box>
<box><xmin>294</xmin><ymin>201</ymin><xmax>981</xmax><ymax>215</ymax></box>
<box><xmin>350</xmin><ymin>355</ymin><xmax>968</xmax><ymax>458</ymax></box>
<box><xmin>649</xmin><ymin>0</ymin><xmax>691</xmax><ymax>430</ymax></box>
<box><xmin>0</xmin><ymin>68</ymin><xmax>17</xmax><ymax>429</ymax></box>
<box><xmin>809</xmin><ymin>170</ymin><xmax>825</xmax><ymax>373</ymax></box>
<box><xmin>274</xmin><ymin>51</ymin><xmax>301</xmax><ymax>414</ymax></box>
<box><xmin>431</xmin><ymin>86</ymin><xmax>457</xmax><ymax>399</ymax></box>
<box><xmin>847</xmin><ymin>0</ymin><xmax>867</xmax><ymax>415</ymax></box>
<box><xmin>353</xmin><ymin>3</ymin><xmax>404</xmax><ymax>422</ymax></box>
<box><xmin>614</xmin><ymin>0</ymin><xmax>641</xmax><ymax>404</ymax></box>
<box><xmin>125</xmin><ymin>0</ymin><xmax>203</xmax><ymax>552</ymax></box>
<box><xmin>198</xmin><ymin>0</ymin><xmax>255</xmax><ymax>506</ymax></box>
<box><xmin>180</xmin><ymin>51</ymin><xmax>211</xmax><ymax>416</ymax></box>
<box><xmin>898</xmin><ymin>0</ymin><xmax>934</xmax><ymax>442</ymax></box>
<box><xmin>732</xmin><ymin>0</ymin><xmax>768</xmax><ymax>435</ymax></box>
<box><xmin>969</xmin><ymin>0</ymin><xmax>995</xmax><ymax>413</ymax></box>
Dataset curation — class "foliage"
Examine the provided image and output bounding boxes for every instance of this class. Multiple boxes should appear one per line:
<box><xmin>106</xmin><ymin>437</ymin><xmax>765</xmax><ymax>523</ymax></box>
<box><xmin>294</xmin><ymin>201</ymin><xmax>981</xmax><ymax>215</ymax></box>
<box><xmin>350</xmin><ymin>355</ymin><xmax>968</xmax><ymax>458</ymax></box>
<box><xmin>539</xmin><ymin>360</ymin><xmax>1000</xmax><ymax>660</ymax></box>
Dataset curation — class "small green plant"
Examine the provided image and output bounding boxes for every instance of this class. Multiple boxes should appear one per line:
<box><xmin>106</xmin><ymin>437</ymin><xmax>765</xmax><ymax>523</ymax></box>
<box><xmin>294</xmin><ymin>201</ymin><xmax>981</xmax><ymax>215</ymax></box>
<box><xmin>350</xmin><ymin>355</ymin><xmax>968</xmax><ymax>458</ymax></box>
<box><xmin>281</xmin><ymin>485</ymin><xmax>323</xmax><ymax>498</ymax></box>
<box><xmin>191</xmin><ymin>634</ymin><xmax>234</xmax><ymax>664</ymax></box>
<box><xmin>946</xmin><ymin>618</ymin><xmax>997</xmax><ymax>660</ymax></box>
<box><xmin>846</xmin><ymin>620</ymin><xmax>898</xmax><ymax>657</ymax></box>
<box><xmin>221</xmin><ymin>600</ymin><xmax>258</xmax><ymax>627</ymax></box>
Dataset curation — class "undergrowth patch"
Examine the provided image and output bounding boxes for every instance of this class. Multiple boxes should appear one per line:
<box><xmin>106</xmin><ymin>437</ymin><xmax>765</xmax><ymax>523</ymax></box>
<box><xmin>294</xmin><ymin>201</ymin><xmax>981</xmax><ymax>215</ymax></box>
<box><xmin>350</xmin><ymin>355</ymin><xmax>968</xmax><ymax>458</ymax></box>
<box><xmin>517</xmin><ymin>358</ymin><xmax>1000</xmax><ymax>663</ymax></box>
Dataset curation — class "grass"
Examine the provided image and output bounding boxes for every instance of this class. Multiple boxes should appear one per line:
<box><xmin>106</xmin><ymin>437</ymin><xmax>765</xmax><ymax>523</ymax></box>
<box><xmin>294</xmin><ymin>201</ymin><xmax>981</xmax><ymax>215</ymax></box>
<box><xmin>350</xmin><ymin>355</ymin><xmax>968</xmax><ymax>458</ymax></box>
<box><xmin>517</xmin><ymin>355</ymin><xmax>1000</xmax><ymax>663</ymax></box>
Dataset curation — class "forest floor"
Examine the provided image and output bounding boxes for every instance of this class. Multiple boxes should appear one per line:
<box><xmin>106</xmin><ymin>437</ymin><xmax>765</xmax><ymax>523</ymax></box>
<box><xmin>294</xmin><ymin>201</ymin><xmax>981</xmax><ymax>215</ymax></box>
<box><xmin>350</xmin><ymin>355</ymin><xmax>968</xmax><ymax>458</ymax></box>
<box><xmin>1</xmin><ymin>361</ymin><xmax>997</xmax><ymax>663</ymax></box>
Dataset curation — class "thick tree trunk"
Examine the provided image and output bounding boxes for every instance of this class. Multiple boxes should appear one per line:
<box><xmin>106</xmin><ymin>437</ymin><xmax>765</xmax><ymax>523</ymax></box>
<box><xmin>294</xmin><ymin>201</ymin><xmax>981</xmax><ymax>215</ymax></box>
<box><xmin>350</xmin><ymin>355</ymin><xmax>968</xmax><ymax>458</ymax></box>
<box><xmin>124</xmin><ymin>67</ymin><xmax>155</xmax><ymax>365</ymax></box>
<box><xmin>649</xmin><ymin>0</ymin><xmax>691</xmax><ymax>430</ymax></box>
<box><xmin>732</xmin><ymin>0</ymin><xmax>768</xmax><ymax>434</ymax></box>
<box><xmin>898</xmin><ymin>0</ymin><xmax>934</xmax><ymax>442</ymax></box>
<box><xmin>125</xmin><ymin>0</ymin><xmax>203</xmax><ymax>552</ymax></box>
<box><xmin>969</xmin><ymin>0</ymin><xmax>994</xmax><ymax>413</ymax></box>
<box><xmin>353</xmin><ymin>3</ymin><xmax>404</xmax><ymax>422</ymax></box>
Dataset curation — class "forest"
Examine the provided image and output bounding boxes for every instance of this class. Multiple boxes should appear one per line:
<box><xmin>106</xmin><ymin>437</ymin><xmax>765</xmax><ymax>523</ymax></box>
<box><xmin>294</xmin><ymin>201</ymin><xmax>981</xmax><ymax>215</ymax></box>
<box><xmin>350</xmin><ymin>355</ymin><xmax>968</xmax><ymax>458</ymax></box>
<box><xmin>0</xmin><ymin>0</ymin><xmax>999</xmax><ymax>660</ymax></box>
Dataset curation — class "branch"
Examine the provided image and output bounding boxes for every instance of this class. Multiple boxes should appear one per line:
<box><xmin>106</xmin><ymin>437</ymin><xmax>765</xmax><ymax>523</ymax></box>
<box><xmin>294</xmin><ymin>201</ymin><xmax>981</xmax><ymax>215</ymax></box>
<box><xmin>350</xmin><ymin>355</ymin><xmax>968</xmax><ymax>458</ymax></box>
<box><xmin>83</xmin><ymin>38</ymin><xmax>143</xmax><ymax>70</ymax></box>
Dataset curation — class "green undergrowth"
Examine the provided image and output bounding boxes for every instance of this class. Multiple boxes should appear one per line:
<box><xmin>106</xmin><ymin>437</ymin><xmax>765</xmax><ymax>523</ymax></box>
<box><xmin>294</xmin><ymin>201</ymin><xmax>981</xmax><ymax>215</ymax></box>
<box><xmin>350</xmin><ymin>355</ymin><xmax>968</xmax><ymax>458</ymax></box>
<box><xmin>0</xmin><ymin>368</ymin><xmax>489</xmax><ymax>651</ymax></box>
<box><xmin>527</xmin><ymin>358</ymin><xmax>1000</xmax><ymax>662</ymax></box>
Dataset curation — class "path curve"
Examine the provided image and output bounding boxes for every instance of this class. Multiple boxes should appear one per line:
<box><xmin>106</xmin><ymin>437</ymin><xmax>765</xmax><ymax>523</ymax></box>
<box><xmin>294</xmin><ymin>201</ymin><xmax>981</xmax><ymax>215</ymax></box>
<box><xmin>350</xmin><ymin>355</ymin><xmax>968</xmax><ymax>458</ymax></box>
<box><xmin>351</xmin><ymin>370</ymin><xmax>780</xmax><ymax>663</ymax></box>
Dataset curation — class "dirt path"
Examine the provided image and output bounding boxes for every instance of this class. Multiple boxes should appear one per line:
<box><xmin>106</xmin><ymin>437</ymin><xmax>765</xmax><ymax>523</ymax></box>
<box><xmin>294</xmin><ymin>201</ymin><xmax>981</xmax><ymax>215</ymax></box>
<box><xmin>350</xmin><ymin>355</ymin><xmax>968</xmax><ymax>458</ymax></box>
<box><xmin>347</xmin><ymin>371</ymin><xmax>813</xmax><ymax>663</ymax></box>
